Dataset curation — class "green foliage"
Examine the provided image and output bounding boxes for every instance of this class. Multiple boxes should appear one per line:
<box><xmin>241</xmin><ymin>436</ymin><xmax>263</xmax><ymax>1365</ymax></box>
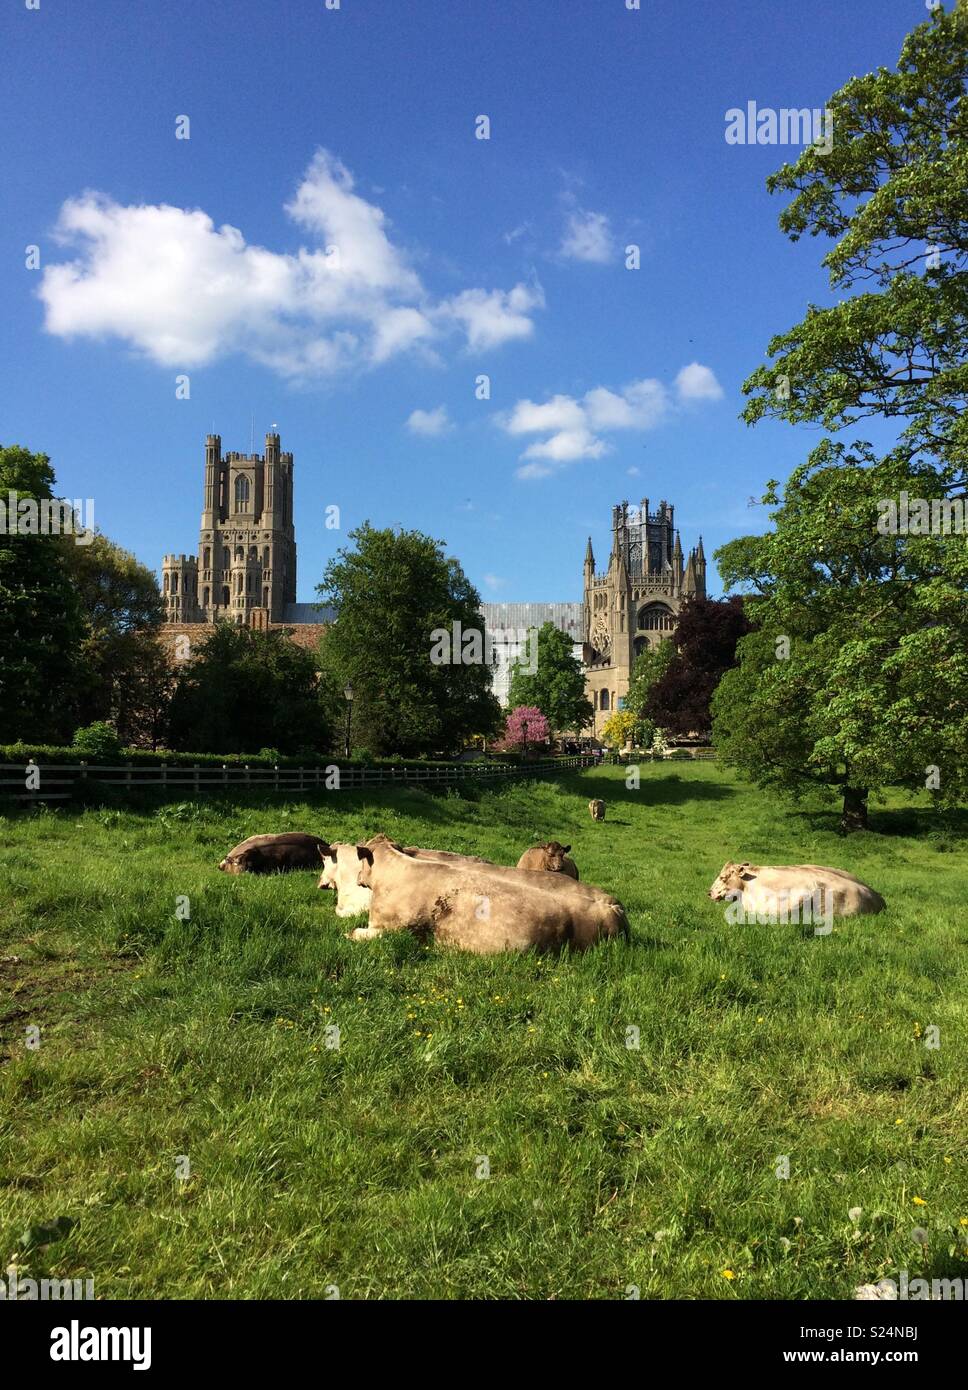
<box><xmin>71</xmin><ymin>722</ymin><xmax>123</xmax><ymax>759</ymax></box>
<box><xmin>625</xmin><ymin>639</ymin><xmax>675</xmax><ymax>719</ymax></box>
<box><xmin>317</xmin><ymin>523</ymin><xmax>502</xmax><ymax>756</ymax></box>
<box><xmin>63</xmin><ymin>531</ymin><xmax>169</xmax><ymax>747</ymax></box>
<box><xmin>741</xmin><ymin>2</ymin><xmax>968</xmax><ymax>483</ymax></box>
<box><xmin>506</xmin><ymin>623</ymin><xmax>593</xmax><ymax>732</ymax></box>
<box><xmin>167</xmin><ymin>624</ymin><xmax>334</xmax><ymax>757</ymax></box>
<box><xmin>713</xmin><ymin>444</ymin><xmax>968</xmax><ymax>829</ymax></box>
<box><xmin>0</xmin><ymin>445</ymin><xmax>85</xmax><ymax>742</ymax></box>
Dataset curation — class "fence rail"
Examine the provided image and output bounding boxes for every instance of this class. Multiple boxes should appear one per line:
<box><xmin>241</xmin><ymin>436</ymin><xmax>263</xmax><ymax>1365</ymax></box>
<box><xmin>0</xmin><ymin>755</ymin><xmax>601</xmax><ymax>803</ymax></box>
<box><xmin>0</xmin><ymin>748</ymin><xmax>714</xmax><ymax>805</ymax></box>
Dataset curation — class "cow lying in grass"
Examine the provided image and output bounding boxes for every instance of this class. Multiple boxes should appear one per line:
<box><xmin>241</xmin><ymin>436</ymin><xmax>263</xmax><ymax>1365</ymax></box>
<box><xmin>318</xmin><ymin>839</ymin><xmax>494</xmax><ymax>918</ymax></box>
<box><xmin>219</xmin><ymin>832</ymin><xmax>331</xmax><ymax>875</ymax></box>
<box><xmin>350</xmin><ymin>837</ymin><xmax>628</xmax><ymax>953</ymax></box>
<box><xmin>708</xmin><ymin>861</ymin><xmax>886</xmax><ymax>919</ymax></box>
<box><xmin>516</xmin><ymin>842</ymin><xmax>579</xmax><ymax>879</ymax></box>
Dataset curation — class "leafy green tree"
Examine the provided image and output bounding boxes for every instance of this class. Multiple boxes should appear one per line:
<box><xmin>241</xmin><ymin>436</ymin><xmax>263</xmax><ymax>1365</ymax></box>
<box><xmin>71</xmin><ymin>722</ymin><xmax>123</xmax><ymax>759</ymax></box>
<box><xmin>625</xmin><ymin>638</ymin><xmax>676</xmax><ymax>719</ymax></box>
<box><xmin>0</xmin><ymin>445</ymin><xmax>84</xmax><ymax>742</ymax></box>
<box><xmin>317</xmin><ymin>523</ymin><xmax>501</xmax><ymax>757</ymax></box>
<box><xmin>167</xmin><ymin>624</ymin><xmax>334</xmax><ymax>756</ymax></box>
<box><xmin>741</xmin><ymin>2</ymin><xmax>968</xmax><ymax>487</ymax></box>
<box><xmin>506</xmin><ymin>622</ymin><xmax>593</xmax><ymax>732</ymax></box>
<box><xmin>718</xmin><ymin>4</ymin><xmax>968</xmax><ymax>832</ymax></box>
<box><xmin>712</xmin><ymin>444</ymin><xmax>968</xmax><ymax>831</ymax></box>
<box><xmin>64</xmin><ymin>531</ymin><xmax>169</xmax><ymax>745</ymax></box>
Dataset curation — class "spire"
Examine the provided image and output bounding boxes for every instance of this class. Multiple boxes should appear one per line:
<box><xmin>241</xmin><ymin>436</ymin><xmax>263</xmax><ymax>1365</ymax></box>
<box><xmin>696</xmin><ymin>534</ymin><xmax>705</xmax><ymax>563</ymax></box>
<box><xmin>584</xmin><ymin>536</ymin><xmax>595</xmax><ymax>569</ymax></box>
<box><xmin>673</xmin><ymin>530</ymin><xmax>683</xmax><ymax>558</ymax></box>
<box><xmin>684</xmin><ymin>548</ymin><xmax>697</xmax><ymax>596</ymax></box>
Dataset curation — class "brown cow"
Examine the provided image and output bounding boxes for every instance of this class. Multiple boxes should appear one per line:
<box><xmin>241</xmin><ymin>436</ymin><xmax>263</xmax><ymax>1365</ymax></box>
<box><xmin>219</xmin><ymin>832</ymin><xmax>331</xmax><ymax>875</ymax></box>
<box><xmin>588</xmin><ymin>799</ymin><xmax>606</xmax><ymax>822</ymax></box>
<box><xmin>352</xmin><ymin>838</ymin><xmax>628</xmax><ymax>953</ymax></box>
<box><xmin>516</xmin><ymin>842</ymin><xmax>579</xmax><ymax>879</ymax></box>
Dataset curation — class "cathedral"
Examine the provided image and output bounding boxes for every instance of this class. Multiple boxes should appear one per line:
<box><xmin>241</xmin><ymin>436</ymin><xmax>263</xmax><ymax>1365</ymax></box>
<box><xmin>582</xmin><ymin>499</ymin><xmax>705</xmax><ymax>737</ymax></box>
<box><xmin>162</xmin><ymin>433</ymin><xmax>297</xmax><ymax>626</ymax></box>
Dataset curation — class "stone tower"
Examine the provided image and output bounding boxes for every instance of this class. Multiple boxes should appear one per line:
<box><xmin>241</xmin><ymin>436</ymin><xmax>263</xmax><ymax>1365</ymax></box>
<box><xmin>163</xmin><ymin>432</ymin><xmax>296</xmax><ymax>625</ymax></box>
<box><xmin>582</xmin><ymin>498</ymin><xmax>705</xmax><ymax>738</ymax></box>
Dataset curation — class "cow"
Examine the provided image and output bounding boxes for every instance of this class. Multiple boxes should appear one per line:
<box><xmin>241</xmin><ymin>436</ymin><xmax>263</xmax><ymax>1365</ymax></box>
<box><xmin>516</xmin><ymin>841</ymin><xmax>579</xmax><ymax>879</ymax></box>
<box><xmin>589</xmin><ymin>799</ymin><xmax>606</xmax><ymax>822</ymax></box>
<box><xmin>219</xmin><ymin>832</ymin><xmax>331</xmax><ymax>875</ymax></box>
<box><xmin>351</xmin><ymin>838</ymin><xmax>628</xmax><ymax>953</ymax></box>
<box><xmin>317</xmin><ymin>838</ymin><xmax>495</xmax><ymax>918</ymax></box>
<box><xmin>708</xmin><ymin>861</ymin><xmax>886</xmax><ymax>919</ymax></box>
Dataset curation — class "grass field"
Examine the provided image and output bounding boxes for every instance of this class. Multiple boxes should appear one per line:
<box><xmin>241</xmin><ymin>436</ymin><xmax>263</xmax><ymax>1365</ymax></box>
<box><xmin>1</xmin><ymin>762</ymin><xmax>967</xmax><ymax>1300</ymax></box>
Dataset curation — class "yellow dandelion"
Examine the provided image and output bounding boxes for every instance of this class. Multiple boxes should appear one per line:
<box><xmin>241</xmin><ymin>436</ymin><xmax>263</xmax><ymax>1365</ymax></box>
<box><xmin>912</xmin><ymin>1196</ymin><xmax>927</xmax><ymax>1206</ymax></box>
<box><xmin>722</xmin><ymin>1269</ymin><xmax>736</xmax><ymax>1280</ymax></box>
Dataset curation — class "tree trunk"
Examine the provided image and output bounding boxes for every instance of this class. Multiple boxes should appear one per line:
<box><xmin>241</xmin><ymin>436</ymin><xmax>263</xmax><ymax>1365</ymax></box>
<box><xmin>840</xmin><ymin>785</ymin><xmax>869</xmax><ymax>834</ymax></box>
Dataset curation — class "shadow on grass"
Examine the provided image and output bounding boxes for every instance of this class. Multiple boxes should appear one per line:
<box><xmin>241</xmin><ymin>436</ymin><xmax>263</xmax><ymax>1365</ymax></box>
<box><xmin>562</xmin><ymin>772</ymin><xmax>738</xmax><ymax>808</ymax></box>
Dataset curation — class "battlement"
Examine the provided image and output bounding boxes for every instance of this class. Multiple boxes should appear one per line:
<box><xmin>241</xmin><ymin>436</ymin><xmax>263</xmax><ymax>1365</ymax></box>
<box><xmin>163</xmin><ymin>553</ymin><xmax>198</xmax><ymax>567</ymax></box>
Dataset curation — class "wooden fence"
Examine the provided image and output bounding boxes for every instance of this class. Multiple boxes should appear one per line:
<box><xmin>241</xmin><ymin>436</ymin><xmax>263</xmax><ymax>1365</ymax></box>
<box><xmin>0</xmin><ymin>755</ymin><xmax>599</xmax><ymax>805</ymax></box>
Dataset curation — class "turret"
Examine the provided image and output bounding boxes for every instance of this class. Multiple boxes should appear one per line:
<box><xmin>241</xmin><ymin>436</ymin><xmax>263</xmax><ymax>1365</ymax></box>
<box><xmin>584</xmin><ymin>536</ymin><xmax>595</xmax><ymax>575</ymax></box>
<box><xmin>673</xmin><ymin>530</ymin><xmax>683</xmax><ymax>583</ymax></box>
<box><xmin>202</xmin><ymin>434</ymin><xmax>221</xmax><ymax>529</ymax></box>
<box><xmin>162</xmin><ymin>554</ymin><xmax>199</xmax><ymax>623</ymax></box>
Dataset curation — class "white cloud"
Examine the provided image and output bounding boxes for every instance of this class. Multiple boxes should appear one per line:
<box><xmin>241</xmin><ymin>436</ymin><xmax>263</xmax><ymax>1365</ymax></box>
<box><xmin>406</xmin><ymin>405</ymin><xmax>452</xmax><ymax>437</ymax></box>
<box><xmin>503</xmin><ymin>366</ymin><xmax>719</xmax><ymax>478</ymax></box>
<box><xmin>560</xmin><ymin>207</ymin><xmax>613</xmax><ymax>264</ymax></box>
<box><xmin>482</xmin><ymin>573</ymin><xmax>506</xmax><ymax>590</ymax></box>
<box><xmin>675</xmin><ymin>361</ymin><xmax>724</xmax><ymax>402</ymax></box>
<box><xmin>39</xmin><ymin>150</ymin><xmax>545</xmax><ymax>381</ymax></box>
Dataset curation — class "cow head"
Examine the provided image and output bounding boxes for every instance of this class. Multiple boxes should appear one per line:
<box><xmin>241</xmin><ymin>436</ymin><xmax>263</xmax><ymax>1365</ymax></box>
<box><xmin>708</xmin><ymin>861</ymin><xmax>755</xmax><ymax>900</ymax></box>
<box><xmin>543</xmin><ymin>841</ymin><xmax>572</xmax><ymax>871</ymax></box>
<box><xmin>317</xmin><ymin>843</ymin><xmax>339</xmax><ymax>890</ymax></box>
<box><xmin>221</xmin><ymin>849</ymin><xmax>253</xmax><ymax>875</ymax></box>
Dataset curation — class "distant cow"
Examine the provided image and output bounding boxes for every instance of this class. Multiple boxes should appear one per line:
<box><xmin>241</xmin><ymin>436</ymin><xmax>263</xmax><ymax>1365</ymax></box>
<box><xmin>708</xmin><ymin>861</ymin><xmax>886</xmax><ymax>919</ymax></box>
<box><xmin>516</xmin><ymin>842</ymin><xmax>579</xmax><ymax>879</ymax></box>
<box><xmin>352</xmin><ymin>838</ymin><xmax>628</xmax><ymax>953</ymax></box>
<box><xmin>588</xmin><ymin>799</ymin><xmax>606</xmax><ymax>822</ymax></box>
<box><xmin>219</xmin><ymin>832</ymin><xmax>331</xmax><ymax>875</ymax></box>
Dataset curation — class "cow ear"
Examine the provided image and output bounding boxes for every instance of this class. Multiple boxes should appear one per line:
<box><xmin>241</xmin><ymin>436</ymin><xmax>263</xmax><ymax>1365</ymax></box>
<box><xmin>356</xmin><ymin>845</ymin><xmax>374</xmax><ymax>864</ymax></box>
<box><xmin>318</xmin><ymin>843</ymin><xmax>332</xmax><ymax>861</ymax></box>
<box><xmin>562</xmin><ymin>845</ymin><xmax>571</xmax><ymax>854</ymax></box>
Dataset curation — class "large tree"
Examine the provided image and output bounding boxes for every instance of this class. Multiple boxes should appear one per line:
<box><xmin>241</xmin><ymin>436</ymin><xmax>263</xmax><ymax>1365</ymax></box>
<box><xmin>718</xmin><ymin>3</ymin><xmax>968</xmax><ymax>830</ymax></box>
<box><xmin>742</xmin><ymin>1</ymin><xmax>968</xmax><ymax>487</ymax></box>
<box><xmin>506</xmin><ymin>622</ymin><xmax>593</xmax><ymax>732</ymax></box>
<box><xmin>646</xmin><ymin>597</ymin><xmax>750</xmax><ymax>737</ymax></box>
<box><xmin>167</xmin><ymin>624</ymin><xmax>334</xmax><ymax>756</ymax></box>
<box><xmin>0</xmin><ymin>445</ymin><xmax>84</xmax><ymax>743</ymax></box>
<box><xmin>317</xmin><ymin>523</ymin><xmax>501</xmax><ymax>757</ymax></box>
<box><xmin>63</xmin><ymin>532</ymin><xmax>169</xmax><ymax>745</ymax></box>
<box><xmin>713</xmin><ymin>443</ymin><xmax>968</xmax><ymax>830</ymax></box>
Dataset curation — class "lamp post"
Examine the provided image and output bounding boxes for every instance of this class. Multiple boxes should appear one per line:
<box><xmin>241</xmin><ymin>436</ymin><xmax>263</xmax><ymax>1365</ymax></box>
<box><xmin>343</xmin><ymin>681</ymin><xmax>354</xmax><ymax>759</ymax></box>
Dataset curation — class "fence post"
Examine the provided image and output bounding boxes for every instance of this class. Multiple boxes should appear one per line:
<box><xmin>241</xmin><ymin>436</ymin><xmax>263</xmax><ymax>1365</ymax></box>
<box><xmin>80</xmin><ymin>759</ymin><xmax>88</xmax><ymax>783</ymax></box>
<box><xmin>193</xmin><ymin>764</ymin><xmax>200</xmax><ymax>794</ymax></box>
<box><xmin>160</xmin><ymin>761</ymin><xmax>167</xmax><ymax>787</ymax></box>
<box><xmin>245</xmin><ymin>763</ymin><xmax>250</xmax><ymax>787</ymax></box>
<box><xmin>126</xmin><ymin>761</ymin><xmax>132</xmax><ymax>790</ymax></box>
<box><xmin>223</xmin><ymin>763</ymin><xmax>228</xmax><ymax>786</ymax></box>
<box><xmin>274</xmin><ymin>763</ymin><xmax>280</xmax><ymax>791</ymax></box>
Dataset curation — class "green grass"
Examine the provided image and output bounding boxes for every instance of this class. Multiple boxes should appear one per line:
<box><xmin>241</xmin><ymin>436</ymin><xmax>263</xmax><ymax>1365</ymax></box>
<box><xmin>1</xmin><ymin>763</ymin><xmax>966</xmax><ymax>1299</ymax></box>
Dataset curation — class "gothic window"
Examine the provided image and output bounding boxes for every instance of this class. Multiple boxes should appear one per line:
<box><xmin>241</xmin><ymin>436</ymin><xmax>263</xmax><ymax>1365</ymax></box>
<box><xmin>235</xmin><ymin>547</ymin><xmax>243</xmax><ymax>562</ymax></box>
<box><xmin>600</xmin><ymin>690</ymin><xmax>610</xmax><ymax>711</ymax></box>
<box><xmin>163</xmin><ymin>573</ymin><xmax>169</xmax><ymax>593</ymax></box>
<box><xmin>263</xmin><ymin>586</ymin><xmax>269</xmax><ymax>607</ymax></box>
<box><xmin>203</xmin><ymin>587</ymin><xmax>210</xmax><ymax>608</ymax></box>
<box><xmin>222</xmin><ymin>585</ymin><xmax>230</xmax><ymax>607</ymax></box>
<box><xmin>249</xmin><ymin>546</ymin><xmax>257</xmax><ymax>560</ymax></box>
<box><xmin>203</xmin><ymin>547</ymin><xmax>211</xmax><ymax>569</ymax></box>
<box><xmin>222</xmin><ymin>547</ymin><xmax>230</xmax><ymax>571</ymax></box>
<box><xmin>263</xmin><ymin>547</ymin><xmax>269</xmax><ymax>566</ymax></box>
<box><xmin>235</xmin><ymin>475</ymin><xmax>250</xmax><ymax>511</ymax></box>
<box><xmin>638</xmin><ymin>603</ymin><xmax>675</xmax><ymax>632</ymax></box>
<box><xmin>172</xmin><ymin>573</ymin><xmax>179</xmax><ymax>594</ymax></box>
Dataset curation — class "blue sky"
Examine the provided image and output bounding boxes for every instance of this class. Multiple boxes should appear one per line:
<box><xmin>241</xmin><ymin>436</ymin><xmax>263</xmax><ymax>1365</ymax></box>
<box><xmin>1</xmin><ymin>0</ymin><xmax>926</xmax><ymax>603</ymax></box>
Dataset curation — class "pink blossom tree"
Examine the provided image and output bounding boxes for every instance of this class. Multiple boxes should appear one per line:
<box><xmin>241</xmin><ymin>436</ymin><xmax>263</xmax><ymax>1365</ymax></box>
<box><xmin>504</xmin><ymin>705</ymin><xmax>550</xmax><ymax>756</ymax></box>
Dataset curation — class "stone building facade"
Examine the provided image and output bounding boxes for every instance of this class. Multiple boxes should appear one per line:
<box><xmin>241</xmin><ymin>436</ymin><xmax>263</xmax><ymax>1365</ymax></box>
<box><xmin>162</xmin><ymin>432</ymin><xmax>297</xmax><ymax>625</ymax></box>
<box><xmin>582</xmin><ymin>499</ymin><xmax>705</xmax><ymax>738</ymax></box>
